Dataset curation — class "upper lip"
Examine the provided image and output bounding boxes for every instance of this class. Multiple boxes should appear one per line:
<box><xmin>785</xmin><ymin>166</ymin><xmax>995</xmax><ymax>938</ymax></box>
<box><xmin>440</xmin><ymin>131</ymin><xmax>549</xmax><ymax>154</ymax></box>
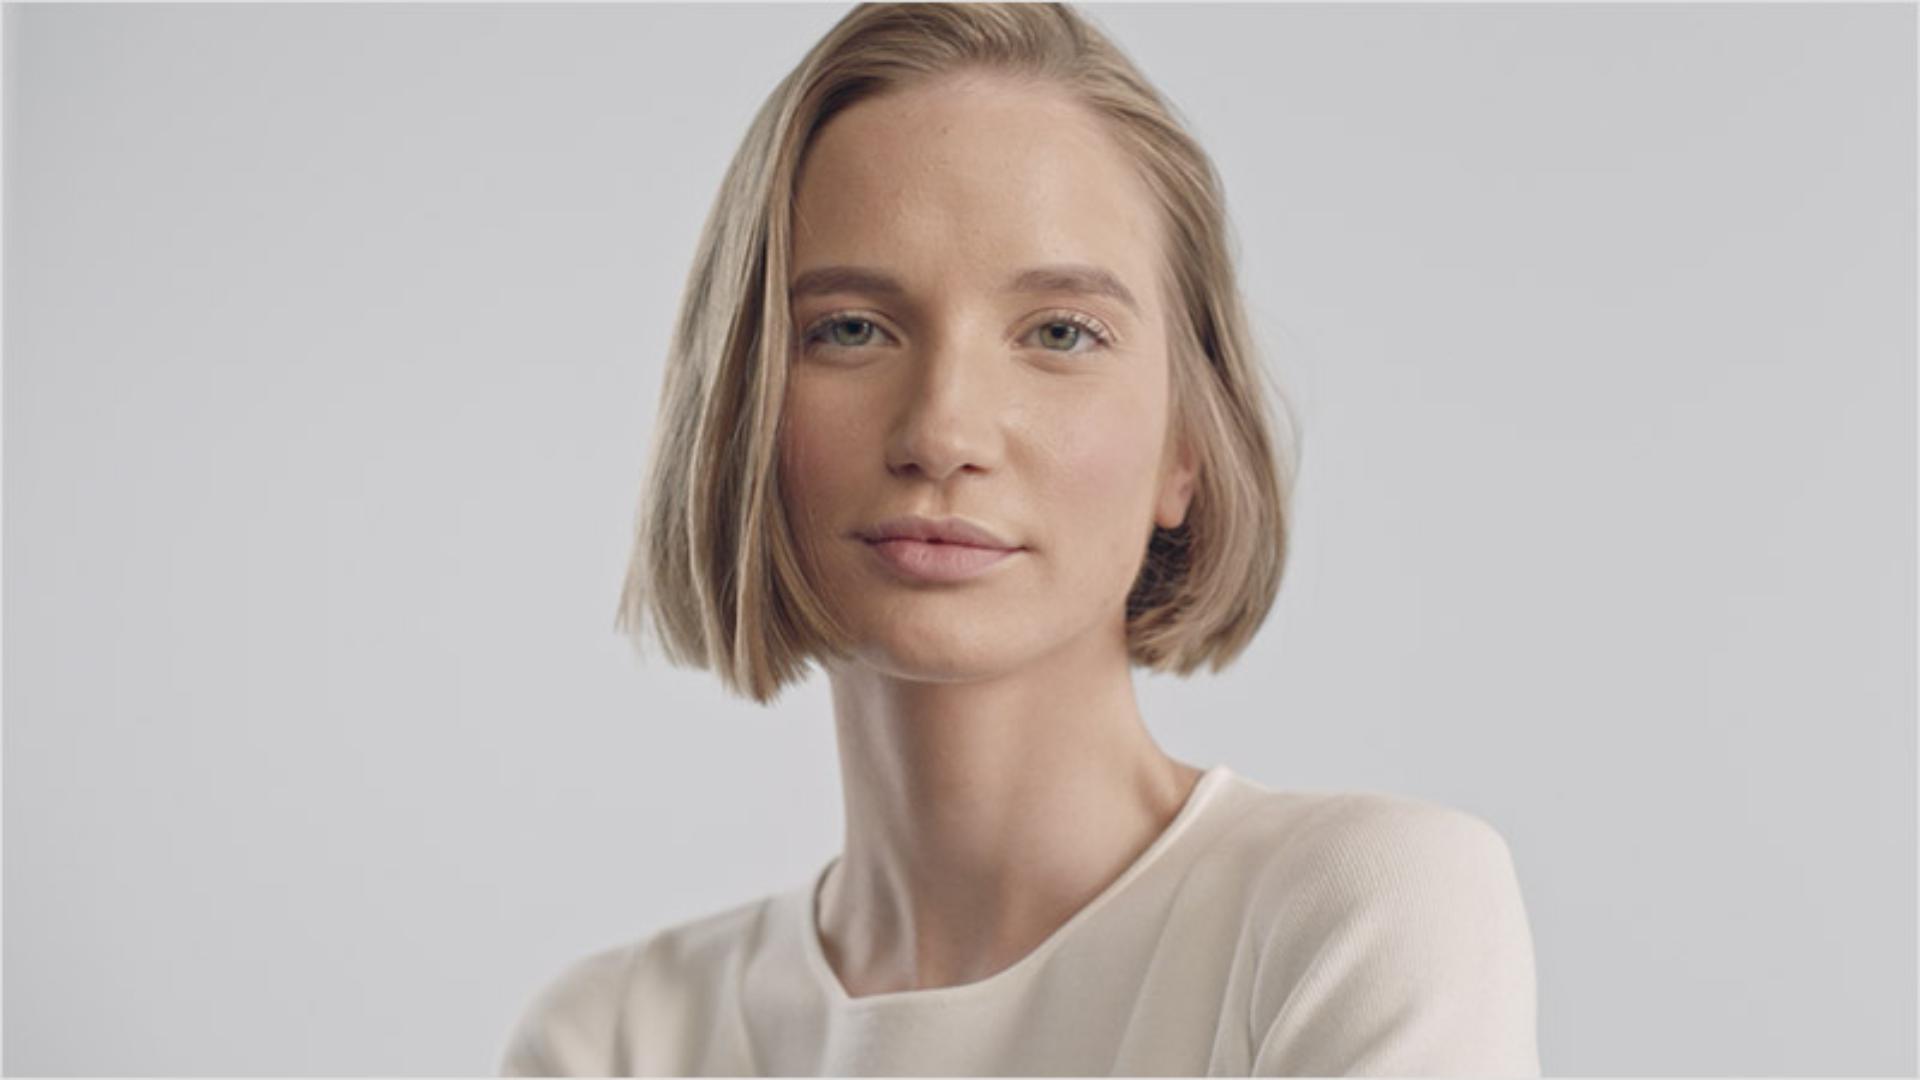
<box><xmin>856</xmin><ymin>515</ymin><xmax>1021</xmax><ymax>550</ymax></box>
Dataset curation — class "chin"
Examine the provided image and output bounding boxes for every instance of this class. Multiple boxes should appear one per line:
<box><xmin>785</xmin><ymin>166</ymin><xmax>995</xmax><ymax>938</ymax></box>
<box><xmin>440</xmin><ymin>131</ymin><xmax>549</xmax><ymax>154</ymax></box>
<box><xmin>846</xmin><ymin>617</ymin><xmax>1047</xmax><ymax>683</ymax></box>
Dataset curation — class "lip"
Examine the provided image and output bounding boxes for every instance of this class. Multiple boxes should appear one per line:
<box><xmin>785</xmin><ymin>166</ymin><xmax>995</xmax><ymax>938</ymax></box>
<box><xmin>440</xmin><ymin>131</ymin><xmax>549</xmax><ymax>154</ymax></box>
<box><xmin>862</xmin><ymin>537</ymin><xmax>1022</xmax><ymax>584</ymax></box>
<box><xmin>851</xmin><ymin>515</ymin><xmax>1025</xmax><ymax>585</ymax></box>
<box><xmin>854</xmin><ymin>515</ymin><xmax>1021</xmax><ymax>549</ymax></box>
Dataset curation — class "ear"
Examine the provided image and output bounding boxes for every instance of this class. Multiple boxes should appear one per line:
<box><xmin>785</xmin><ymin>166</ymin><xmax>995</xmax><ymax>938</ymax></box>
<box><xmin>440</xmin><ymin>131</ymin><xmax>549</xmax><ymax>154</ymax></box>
<box><xmin>1154</xmin><ymin>434</ymin><xmax>1199</xmax><ymax>531</ymax></box>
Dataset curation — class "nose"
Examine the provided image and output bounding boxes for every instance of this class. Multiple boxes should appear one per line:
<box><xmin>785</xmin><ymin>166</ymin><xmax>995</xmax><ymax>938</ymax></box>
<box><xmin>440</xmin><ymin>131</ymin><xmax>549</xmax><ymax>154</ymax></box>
<box><xmin>883</xmin><ymin>335</ymin><xmax>1004</xmax><ymax>484</ymax></box>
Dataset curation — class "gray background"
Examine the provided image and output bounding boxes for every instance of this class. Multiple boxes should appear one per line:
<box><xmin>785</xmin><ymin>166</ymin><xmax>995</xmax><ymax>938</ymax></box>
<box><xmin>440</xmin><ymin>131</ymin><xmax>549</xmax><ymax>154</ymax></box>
<box><xmin>4</xmin><ymin>2</ymin><xmax>1913</xmax><ymax>1075</ymax></box>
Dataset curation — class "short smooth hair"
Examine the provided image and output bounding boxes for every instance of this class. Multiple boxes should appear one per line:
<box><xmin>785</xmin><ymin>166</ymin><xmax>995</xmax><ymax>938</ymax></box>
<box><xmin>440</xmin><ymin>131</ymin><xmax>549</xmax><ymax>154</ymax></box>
<box><xmin>615</xmin><ymin>2</ymin><xmax>1300</xmax><ymax>705</ymax></box>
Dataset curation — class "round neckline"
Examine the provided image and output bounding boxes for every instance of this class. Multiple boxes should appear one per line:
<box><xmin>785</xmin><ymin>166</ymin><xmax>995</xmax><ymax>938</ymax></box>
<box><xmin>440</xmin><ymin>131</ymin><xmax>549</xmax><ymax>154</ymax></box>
<box><xmin>800</xmin><ymin>763</ymin><xmax>1235</xmax><ymax>1009</ymax></box>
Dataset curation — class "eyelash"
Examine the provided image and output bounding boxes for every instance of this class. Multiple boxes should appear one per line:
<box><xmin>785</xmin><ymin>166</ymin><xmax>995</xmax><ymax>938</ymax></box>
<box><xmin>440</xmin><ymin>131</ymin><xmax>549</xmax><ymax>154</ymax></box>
<box><xmin>797</xmin><ymin>309</ymin><xmax>1116</xmax><ymax>355</ymax></box>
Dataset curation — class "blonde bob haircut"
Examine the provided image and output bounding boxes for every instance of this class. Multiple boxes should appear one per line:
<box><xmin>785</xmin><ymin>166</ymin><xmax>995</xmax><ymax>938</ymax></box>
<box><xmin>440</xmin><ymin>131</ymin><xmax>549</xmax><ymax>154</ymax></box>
<box><xmin>616</xmin><ymin>2</ymin><xmax>1301</xmax><ymax>705</ymax></box>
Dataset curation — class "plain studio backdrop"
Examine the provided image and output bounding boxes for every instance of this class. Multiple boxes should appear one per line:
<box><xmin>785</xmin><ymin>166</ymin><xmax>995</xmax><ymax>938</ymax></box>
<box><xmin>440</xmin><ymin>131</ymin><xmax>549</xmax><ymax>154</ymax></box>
<box><xmin>3</xmin><ymin>2</ymin><xmax>1913</xmax><ymax>1075</ymax></box>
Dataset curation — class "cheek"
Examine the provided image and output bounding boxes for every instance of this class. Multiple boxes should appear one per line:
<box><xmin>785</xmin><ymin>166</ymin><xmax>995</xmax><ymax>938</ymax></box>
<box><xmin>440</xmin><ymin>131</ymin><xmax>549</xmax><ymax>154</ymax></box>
<box><xmin>1045</xmin><ymin>391</ymin><xmax>1167</xmax><ymax>559</ymax></box>
<box><xmin>776</xmin><ymin>402</ymin><xmax>809</xmax><ymax>497</ymax></box>
<box><xmin>778</xmin><ymin>381</ymin><xmax>857</xmax><ymax>524</ymax></box>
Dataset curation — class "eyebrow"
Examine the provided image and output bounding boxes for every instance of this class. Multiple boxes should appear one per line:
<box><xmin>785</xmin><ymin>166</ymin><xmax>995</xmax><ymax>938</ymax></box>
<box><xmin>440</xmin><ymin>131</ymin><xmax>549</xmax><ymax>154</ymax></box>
<box><xmin>788</xmin><ymin>263</ymin><xmax>1141</xmax><ymax>316</ymax></box>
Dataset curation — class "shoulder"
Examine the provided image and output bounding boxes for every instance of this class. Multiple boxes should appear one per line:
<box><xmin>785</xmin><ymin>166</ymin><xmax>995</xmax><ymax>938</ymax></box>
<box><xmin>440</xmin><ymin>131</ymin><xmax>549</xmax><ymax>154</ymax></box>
<box><xmin>1208</xmin><ymin>781</ymin><xmax>1521</xmax><ymax>911</ymax></box>
<box><xmin>1240</xmin><ymin>788</ymin><xmax>1533</xmax><ymax>964</ymax></box>
<box><xmin>1236</xmin><ymin>788</ymin><xmax>1540</xmax><ymax>1076</ymax></box>
<box><xmin>1294</xmin><ymin>790</ymin><xmax>1521</xmax><ymax>900</ymax></box>
<box><xmin>497</xmin><ymin>897</ymin><xmax>772</xmax><ymax>1077</ymax></box>
<box><xmin>498</xmin><ymin>938</ymin><xmax>645</xmax><ymax>1077</ymax></box>
<box><xmin>641</xmin><ymin>894</ymin><xmax>768</xmax><ymax>975</ymax></box>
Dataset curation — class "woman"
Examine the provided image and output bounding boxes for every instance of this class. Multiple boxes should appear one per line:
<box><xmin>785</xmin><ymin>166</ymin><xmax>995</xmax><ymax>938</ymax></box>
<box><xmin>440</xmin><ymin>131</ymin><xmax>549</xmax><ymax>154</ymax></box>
<box><xmin>502</xmin><ymin>3</ymin><xmax>1539</xmax><ymax>1075</ymax></box>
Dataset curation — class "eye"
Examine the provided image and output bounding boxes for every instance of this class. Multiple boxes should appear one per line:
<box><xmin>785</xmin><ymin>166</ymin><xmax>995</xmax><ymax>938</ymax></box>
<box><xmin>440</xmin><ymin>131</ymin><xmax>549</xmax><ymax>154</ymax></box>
<box><xmin>1031</xmin><ymin>311</ymin><xmax>1114</xmax><ymax>354</ymax></box>
<box><xmin>799</xmin><ymin>314</ymin><xmax>893</xmax><ymax>351</ymax></box>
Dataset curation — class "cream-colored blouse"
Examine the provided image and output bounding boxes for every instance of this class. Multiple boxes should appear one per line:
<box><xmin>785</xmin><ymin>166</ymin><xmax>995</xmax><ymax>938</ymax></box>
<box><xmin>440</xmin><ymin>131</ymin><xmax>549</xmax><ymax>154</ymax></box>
<box><xmin>500</xmin><ymin>764</ymin><xmax>1540</xmax><ymax>1076</ymax></box>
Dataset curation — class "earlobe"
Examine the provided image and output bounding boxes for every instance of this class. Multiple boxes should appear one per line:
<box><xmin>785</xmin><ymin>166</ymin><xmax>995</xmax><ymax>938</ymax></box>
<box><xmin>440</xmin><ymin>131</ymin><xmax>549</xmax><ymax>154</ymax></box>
<box><xmin>1155</xmin><ymin>448</ymin><xmax>1199</xmax><ymax>530</ymax></box>
<box><xmin>1156</xmin><ymin>483</ymin><xmax>1195</xmax><ymax>530</ymax></box>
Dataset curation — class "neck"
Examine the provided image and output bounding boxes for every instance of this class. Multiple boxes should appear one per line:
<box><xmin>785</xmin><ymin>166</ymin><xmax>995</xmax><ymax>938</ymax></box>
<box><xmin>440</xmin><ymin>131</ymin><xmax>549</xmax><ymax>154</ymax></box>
<box><xmin>814</xmin><ymin>629</ymin><xmax>1205</xmax><ymax>997</ymax></box>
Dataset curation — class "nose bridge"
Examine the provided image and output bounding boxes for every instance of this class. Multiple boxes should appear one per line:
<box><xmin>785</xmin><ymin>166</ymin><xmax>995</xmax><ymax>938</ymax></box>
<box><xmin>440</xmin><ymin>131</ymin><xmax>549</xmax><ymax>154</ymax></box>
<box><xmin>887</xmin><ymin>323</ymin><xmax>1003</xmax><ymax>481</ymax></box>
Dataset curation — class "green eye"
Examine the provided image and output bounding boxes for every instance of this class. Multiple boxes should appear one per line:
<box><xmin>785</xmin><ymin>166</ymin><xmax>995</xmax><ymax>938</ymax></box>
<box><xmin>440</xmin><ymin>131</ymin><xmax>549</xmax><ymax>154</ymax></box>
<box><xmin>826</xmin><ymin>318</ymin><xmax>876</xmax><ymax>348</ymax></box>
<box><xmin>803</xmin><ymin>316</ymin><xmax>883</xmax><ymax>350</ymax></box>
<box><xmin>1038</xmin><ymin>322</ymin><xmax>1085</xmax><ymax>351</ymax></box>
<box><xmin>1032</xmin><ymin>312</ymin><xmax>1114</xmax><ymax>354</ymax></box>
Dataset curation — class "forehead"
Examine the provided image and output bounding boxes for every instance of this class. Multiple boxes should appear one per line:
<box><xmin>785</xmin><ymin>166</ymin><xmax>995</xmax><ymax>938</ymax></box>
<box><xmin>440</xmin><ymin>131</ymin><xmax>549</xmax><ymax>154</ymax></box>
<box><xmin>789</xmin><ymin>76</ymin><xmax>1161</xmax><ymax>302</ymax></box>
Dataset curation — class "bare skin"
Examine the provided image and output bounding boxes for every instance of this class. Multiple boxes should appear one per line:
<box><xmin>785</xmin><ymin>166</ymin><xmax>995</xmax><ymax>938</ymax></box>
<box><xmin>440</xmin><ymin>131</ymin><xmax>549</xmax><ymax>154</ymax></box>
<box><xmin>779</xmin><ymin>70</ymin><xmax>1205</xmax><ymax>998</ymax></box>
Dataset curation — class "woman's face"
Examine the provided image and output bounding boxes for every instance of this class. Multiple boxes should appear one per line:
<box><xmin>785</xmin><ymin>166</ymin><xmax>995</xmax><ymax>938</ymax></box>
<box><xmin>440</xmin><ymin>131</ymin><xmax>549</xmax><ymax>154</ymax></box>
<box><xmin>779</xmin><ymin>74</ymin><xmax>1196</xmax><ymax>681</ymax></box>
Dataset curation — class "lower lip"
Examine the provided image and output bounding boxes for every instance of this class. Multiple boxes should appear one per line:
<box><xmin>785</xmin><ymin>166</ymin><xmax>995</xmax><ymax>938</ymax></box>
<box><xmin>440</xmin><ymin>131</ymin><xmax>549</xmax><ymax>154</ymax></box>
<box><xmin>863</xmin><ymin>538</ymin><xmax>1021</xmax><ymax>583</ymax></box>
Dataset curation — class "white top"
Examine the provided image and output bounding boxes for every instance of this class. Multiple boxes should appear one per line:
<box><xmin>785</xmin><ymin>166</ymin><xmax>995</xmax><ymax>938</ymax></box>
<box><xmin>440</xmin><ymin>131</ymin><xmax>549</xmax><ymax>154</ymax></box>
<box><xmin>499</xmin><ymin>765</ymin><xmax>1540</xmax><ymax>1076</ymax></box>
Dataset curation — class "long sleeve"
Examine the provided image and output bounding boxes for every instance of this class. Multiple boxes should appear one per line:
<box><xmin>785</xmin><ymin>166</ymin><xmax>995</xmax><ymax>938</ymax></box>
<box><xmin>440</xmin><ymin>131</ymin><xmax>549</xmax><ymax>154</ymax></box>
<box><xmin>1250</xmin><ymin>802</ymin><xmax>1541</xmax><ymax>1077</ymax></box>
<box><xmin>498</xmin><ymin>942</ymin><xmax>638</xmax><ymax>1077</ymax></box>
